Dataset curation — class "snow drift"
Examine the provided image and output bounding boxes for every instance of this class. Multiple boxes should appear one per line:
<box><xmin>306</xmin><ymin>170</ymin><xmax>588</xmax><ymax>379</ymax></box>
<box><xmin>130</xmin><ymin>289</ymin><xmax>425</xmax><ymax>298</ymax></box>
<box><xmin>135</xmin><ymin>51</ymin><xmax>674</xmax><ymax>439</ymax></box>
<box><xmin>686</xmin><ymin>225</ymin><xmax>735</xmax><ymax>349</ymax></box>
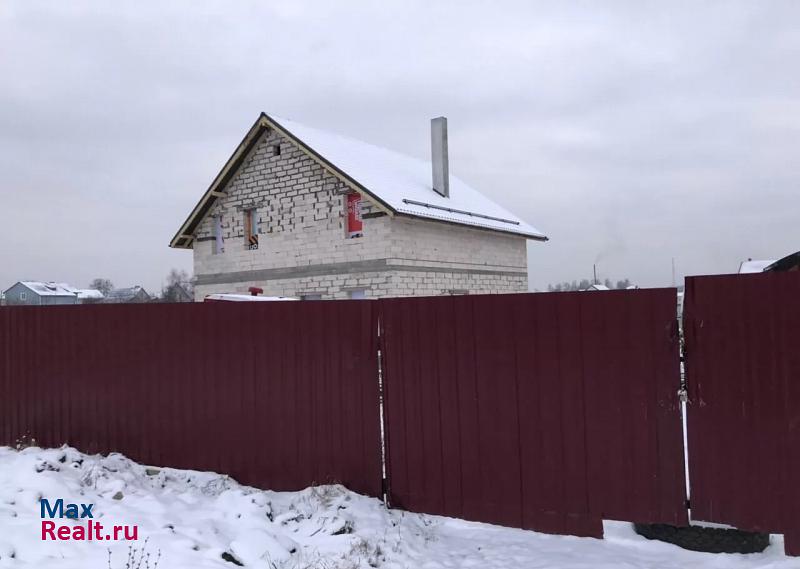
<box><xmin>0</xmin><ymin>446</ymin><xmax>793</xmax><ymax>568</ymax></box>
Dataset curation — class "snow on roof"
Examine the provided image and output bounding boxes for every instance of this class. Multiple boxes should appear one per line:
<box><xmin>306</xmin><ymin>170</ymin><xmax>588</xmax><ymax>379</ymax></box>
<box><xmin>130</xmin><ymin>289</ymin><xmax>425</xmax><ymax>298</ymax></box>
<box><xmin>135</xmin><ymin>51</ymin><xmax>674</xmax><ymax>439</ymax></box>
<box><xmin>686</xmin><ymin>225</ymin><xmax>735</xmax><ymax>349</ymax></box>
<box><xmin>72</xmin><ymin>288</ymin><xmax>104</xmax><ymax>300</ymax></box>
<box><xmin>586</xmin><ymin>284</ymin><xmax>610</xmax><ymax>291</ymax></box>
<box><xmin>106</xmin><ymin>286</ymin><xmax>148</xmax><ymax>300</ymax></box>
<box><xmin>171</xmin><ymin>113</ymin><xmax>550</xmax><ymax>249</ymax></box>
<box><xmin>15</xmin><ymin>282</ymin><xmax>105</xmax><ymax>299</ymax></box>
<box><xmin>19</xmin><ymin>281</ymin><xmax>78</xmax><ymax>297</ymax></box>
<box><xmin>738</xmin><ymin>259</ymin><xmax>777</xmax><ymax>274</ymax></box>
<box><xmin>204</xmin><ymin>293</ymin><xmax>299</xmax><ymax>302</ymax></box>
<box><xmin>270</xmin><ymin>115</ymin><xmax>546</xmax><ymax>239</ymax></box>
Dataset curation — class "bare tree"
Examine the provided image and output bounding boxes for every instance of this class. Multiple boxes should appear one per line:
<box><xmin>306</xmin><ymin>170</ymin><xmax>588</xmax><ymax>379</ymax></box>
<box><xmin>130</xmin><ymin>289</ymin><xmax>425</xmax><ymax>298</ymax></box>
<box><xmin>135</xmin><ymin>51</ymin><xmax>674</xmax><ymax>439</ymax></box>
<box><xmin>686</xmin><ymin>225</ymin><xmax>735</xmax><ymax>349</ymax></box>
<box><xmin>88</xmin><ymin>278</ymin><xmax>114</xmax><ymax>296</ymax></box>
<box><xmin>161</xmin><ymin>269</ymin><xmax>194</xmax><ymax>303</ymax></box>
<box><xmin>547</xmin><ymin>277</ymin><xmax>633</xmax><ymax>291</ymax></box>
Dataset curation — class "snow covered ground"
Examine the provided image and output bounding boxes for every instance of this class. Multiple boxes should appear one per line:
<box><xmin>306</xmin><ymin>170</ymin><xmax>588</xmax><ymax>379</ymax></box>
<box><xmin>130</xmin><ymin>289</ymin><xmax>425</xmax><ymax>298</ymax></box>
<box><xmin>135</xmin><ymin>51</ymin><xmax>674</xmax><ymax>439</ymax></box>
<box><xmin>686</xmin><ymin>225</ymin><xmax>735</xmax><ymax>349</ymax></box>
<box><xmin>0</xmin><ymin>446</ymin><xmax>794</xmax><ymax>568</ymax></box>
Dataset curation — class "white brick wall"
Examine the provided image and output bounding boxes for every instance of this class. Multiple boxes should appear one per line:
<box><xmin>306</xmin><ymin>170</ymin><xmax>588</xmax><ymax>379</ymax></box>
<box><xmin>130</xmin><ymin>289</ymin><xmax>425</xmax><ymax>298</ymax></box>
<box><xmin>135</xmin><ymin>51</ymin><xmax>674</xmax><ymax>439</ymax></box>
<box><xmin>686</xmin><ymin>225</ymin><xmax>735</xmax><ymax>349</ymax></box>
<box><xmin>192</xmin><ymin>127</ymin><xmax>529</xmax><ymax>300</ymax></box>
<box><xmin>387</xmin><ymin>216</ymin><xmax>527</xmax><ymax>274</ymax></box>
<box><xmin>195</xmin><ymin>272</ymin><xmax>391</xmax><ymax>300</ymax></box>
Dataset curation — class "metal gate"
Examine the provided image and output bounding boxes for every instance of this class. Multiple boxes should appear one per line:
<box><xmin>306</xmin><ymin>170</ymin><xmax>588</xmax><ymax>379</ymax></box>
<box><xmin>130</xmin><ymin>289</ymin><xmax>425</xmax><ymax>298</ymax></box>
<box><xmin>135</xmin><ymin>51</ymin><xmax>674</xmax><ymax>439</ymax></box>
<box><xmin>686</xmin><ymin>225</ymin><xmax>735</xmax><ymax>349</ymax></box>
<box><xmin>683</xmin><ymin>272</ymin><xmax>800</xmax><ymax>555</ymax></box>
<box><xmin>380</xmin><ymin>290</ymin><xmax>688</xmax><ymax>537</ymax></box>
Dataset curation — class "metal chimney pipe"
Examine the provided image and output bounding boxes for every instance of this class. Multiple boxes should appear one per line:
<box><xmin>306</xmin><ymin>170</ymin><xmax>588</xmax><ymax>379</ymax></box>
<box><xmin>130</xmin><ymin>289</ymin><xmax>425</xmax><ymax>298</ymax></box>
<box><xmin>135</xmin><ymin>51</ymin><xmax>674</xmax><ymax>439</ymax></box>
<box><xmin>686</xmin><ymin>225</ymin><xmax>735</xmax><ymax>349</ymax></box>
<box><xmin>431</xmin><ymin>117</ymin><xmax>449</xmax><ymax>197</ymax></box>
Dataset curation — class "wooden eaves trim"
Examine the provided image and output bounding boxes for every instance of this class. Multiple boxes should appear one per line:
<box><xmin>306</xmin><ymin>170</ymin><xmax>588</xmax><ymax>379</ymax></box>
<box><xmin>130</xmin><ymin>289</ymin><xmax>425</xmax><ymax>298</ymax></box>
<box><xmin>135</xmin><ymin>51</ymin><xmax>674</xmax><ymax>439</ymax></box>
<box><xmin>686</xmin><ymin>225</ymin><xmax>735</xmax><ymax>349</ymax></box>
<box><xmin>169</xmin><ymin>116</ymin><xmax>265</xmax><ymax>248</ymax></box>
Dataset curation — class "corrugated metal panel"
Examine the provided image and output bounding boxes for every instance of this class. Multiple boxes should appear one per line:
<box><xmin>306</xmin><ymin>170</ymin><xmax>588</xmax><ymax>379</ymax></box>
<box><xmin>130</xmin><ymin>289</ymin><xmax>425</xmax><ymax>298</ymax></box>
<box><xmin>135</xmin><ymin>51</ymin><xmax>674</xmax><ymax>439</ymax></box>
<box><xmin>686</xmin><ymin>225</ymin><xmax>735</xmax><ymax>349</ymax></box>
<box><xmin>684</xmin><ymin>273</ymin><xmax>800</xmax><ymax>556</ymax></box>
<box><xmin>0</xmin><ymin>302</ymin><xmax>382</xmax><ymax>498</ymax></box>
<box><xmin>380</xmin><ymin>290</ymin><xmax>687</xmax><ymax>537</ymax></box>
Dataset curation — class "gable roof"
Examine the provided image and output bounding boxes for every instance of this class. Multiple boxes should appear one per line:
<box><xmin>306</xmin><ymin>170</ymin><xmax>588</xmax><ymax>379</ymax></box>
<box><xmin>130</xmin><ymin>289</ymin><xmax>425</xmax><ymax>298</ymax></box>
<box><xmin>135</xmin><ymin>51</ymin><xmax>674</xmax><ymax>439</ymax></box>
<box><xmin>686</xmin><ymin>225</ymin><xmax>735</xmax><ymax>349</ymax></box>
<box><xmin>738</xmin><ymin>251</ymin><xmax>800</xmax><ymax>274</ymax></box>
<box><xmin>106</xmin><ymin>286</ymin><xmax>150</xmax><ymax>302</ymax></box>
<box><xmin>170</xmin><ymin>113</ymin><xmax>547</xmax><ymax>248</ymax></box>
<box><xmin>7</xmin><ymin>281</ymin><xmax>106</xmax><ymax>300</ymax></box>
<box><xmin>15</xmin><ymin>281</ymin><xmax>77</xmax><ymax>297</ymax></box>
<box><xmin>768</xmin><ymin>250</ymin><xmax>800</xmax><ymax>272</ymax></box>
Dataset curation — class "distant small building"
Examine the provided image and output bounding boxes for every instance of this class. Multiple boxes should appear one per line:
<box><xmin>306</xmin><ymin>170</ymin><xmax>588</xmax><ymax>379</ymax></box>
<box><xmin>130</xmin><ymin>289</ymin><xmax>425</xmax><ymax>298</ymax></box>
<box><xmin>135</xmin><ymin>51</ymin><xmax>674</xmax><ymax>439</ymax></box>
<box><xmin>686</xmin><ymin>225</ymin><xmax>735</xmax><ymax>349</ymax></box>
<box><xmin>738</xmin><ymin>259</ymin><xmax>777</xmax><ymax>274</ymax></box>
<box><xmin>768</xmin><ymin>250</ymin><xmax>800</xmax><ymax>272</ymax></box>
<box><xmin>104</xmin><ymin>286</ymin><xmax>151</xmax><ymax>304</ymax></box>
<box><xmin>739</xmin><ymin>251</ymin><xmax>800</xmax><ymax>274</ymax></box>
<box><xmin>62</xmin><ymin>286</ymin><xmax>104</xmax><ymax>304</ymax></box>
<box><xmin>74</xmin><ymin>289</ymin><xmax>105</xmax><ymax>303</ymax></box>
<box><xmin>585</xmin><ymin>284</ymin><xmax>610</xmax><ymax>291</ymax></box>
<box><xmin>2</xmin><ymin>282</ymin><xmax>107</xmax><ymax>306</ymax></box>
<box><xmin>3</xmin><ymin>282</ymin><xmax>78</xmax><ymax>306</ymax></box>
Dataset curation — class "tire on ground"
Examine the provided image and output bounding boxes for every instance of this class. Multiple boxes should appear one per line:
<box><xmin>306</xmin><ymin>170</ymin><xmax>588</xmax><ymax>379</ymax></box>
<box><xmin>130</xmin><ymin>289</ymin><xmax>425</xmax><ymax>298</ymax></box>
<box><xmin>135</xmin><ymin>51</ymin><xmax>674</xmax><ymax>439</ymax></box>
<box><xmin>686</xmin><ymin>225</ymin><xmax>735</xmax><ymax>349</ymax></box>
<box><xmin>633</xmin><ymin>523</ymin><xmax>770</xmax><ymax>554</ymax></box>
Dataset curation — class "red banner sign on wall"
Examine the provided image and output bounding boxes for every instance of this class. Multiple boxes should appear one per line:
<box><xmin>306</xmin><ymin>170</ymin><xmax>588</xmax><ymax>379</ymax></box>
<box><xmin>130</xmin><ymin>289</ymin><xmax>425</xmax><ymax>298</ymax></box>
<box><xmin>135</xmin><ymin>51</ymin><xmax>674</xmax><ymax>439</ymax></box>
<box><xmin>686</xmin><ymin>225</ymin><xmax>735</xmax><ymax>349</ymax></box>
<box><xmin>347</xmin><ymin>193</ymin><xmax>363</xmax><ymax>238</ymax></box>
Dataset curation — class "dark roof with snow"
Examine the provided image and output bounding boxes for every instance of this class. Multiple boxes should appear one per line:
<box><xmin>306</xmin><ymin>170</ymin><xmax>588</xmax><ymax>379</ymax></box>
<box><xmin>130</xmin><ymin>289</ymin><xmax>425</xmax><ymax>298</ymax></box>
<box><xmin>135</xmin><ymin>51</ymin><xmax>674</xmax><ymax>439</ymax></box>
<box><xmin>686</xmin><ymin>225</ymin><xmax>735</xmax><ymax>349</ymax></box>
<box><xmin>105</xmin><ymin>286</ymin><xmax>150</xmax><ymax>302</ymax></box>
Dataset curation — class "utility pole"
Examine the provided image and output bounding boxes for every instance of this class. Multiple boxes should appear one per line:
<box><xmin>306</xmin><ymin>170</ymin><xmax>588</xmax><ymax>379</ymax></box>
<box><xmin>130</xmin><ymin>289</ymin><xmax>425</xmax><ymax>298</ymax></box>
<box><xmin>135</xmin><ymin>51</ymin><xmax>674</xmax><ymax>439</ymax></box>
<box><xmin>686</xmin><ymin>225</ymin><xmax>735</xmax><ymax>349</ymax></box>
<box><xmin>672</xmin><ymin>257</ymin><xmax>676</xmax><ymax>288</ymax></box>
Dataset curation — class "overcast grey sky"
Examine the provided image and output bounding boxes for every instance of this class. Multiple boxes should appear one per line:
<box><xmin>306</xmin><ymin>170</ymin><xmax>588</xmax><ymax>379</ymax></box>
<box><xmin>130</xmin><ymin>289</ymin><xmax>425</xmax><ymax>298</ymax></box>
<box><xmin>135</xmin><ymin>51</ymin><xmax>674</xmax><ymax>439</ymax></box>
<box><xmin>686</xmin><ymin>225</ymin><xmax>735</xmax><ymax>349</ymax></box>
<box><xmin>1</xmin><ymin>1</ymin><xmax>798</xmax><ymax>293</ymax></box>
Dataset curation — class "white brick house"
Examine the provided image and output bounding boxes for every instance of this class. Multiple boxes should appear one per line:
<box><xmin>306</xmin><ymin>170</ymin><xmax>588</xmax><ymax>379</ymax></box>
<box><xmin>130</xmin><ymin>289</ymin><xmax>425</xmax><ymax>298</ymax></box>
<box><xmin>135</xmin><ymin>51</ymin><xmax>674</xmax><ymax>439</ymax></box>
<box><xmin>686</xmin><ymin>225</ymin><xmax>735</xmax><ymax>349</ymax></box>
<box><xmin>170</xmin><ymin>113</ymin><xmax>547</xmax><ymax>300</ymax></box>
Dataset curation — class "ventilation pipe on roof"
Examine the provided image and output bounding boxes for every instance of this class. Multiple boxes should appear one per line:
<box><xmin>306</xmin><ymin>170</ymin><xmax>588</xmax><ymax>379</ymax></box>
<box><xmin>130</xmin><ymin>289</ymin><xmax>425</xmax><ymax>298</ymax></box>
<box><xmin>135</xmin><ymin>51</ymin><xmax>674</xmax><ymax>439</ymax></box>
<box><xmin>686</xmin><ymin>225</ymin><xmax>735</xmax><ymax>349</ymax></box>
<box><xmin>431</xmin><ymin>116</ymin><xmax>449</xmax><ymax>198</ymax></box>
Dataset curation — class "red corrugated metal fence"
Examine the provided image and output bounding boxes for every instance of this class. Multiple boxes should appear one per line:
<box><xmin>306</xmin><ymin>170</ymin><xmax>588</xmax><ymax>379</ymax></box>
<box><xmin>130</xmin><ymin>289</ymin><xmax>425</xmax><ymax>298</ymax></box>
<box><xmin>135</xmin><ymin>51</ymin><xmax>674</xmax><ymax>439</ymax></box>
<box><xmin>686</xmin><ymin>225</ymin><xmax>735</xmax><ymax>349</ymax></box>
<box><xmin>684</xmin><ymin>273</ymin><xmax>800</xmax><ymax>555</ymax></box>
<box><xmin>380</xmin><ymin>290</ymin><xmax>688</xmax><ymax>538</ymax></box>
<box><xmin>0</xmin><ymin>301</ymin><xmax>382</xmax><ymax>497</ymax></box>
<box><xmin>6</xmin><ymin>282</ymin><xmax>797</xmax><ymax>553</ymax></box>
